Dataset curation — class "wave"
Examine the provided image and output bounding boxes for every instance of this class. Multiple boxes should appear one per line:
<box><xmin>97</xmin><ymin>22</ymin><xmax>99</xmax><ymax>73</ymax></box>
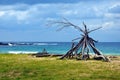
<box><xmin>8</xmin><ymin>51</ymin><xmax>38</xmax><ymax>54</ymax></box>
<box><xmin>33</xmin><ymin>43</ymin><xmax>58</xmax><ymax>46</ymax></box>
<box><xmin>0</xmin><ymin>42</ymin><xmax>58</xmax><ymax>46</ymax></box>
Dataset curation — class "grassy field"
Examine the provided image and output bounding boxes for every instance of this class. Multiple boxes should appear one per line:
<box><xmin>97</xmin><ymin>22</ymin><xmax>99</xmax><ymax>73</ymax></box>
<box><xmin>0</xmin><ymin>54</ymin><xmax>120</xmax><ymax>80</ymax></box>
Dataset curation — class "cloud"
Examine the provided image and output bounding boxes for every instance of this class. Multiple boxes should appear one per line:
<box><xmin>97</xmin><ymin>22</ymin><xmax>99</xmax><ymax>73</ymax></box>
<box><xmin>102</xmin><ymin>21</ymin><xmax>114</xmax><ymax>29</ymax></box>
<box><xmin>108</xmin><ymin>4</ymin><xmax>120</xmax><ymax>13</ymax></box>
<box><xmin>0</xmin><ymin>0</ymin><xmax>120</xmax><ymax>41</ymax></box>
<box><xmin>0</xmin><ymin>4</ymin><xmax>30</xmax><ymax>23</ymax></box>
<box><xmin>100</xmin><ymin>21</ymin><xmax>120</xmax><ymax>31</ymax></box>
<box><xmin>0</xmin><ymin>1</ymin><xmax>120</xmax><ymax>31</ymax></box>
<box><xmin>104</xmin><ymin>4</ymin><xmax>120</xmax><ymax>19</ymax></box>
<box><xmin>104</xmin><ymin>13</ymin><xmax>120</xmax><ymax>19</ymax></box>
<box><xmin>0</xmin><ymin>2</ymin><xmax>105</xmax><ymax>22</ymax></box>
<box><xmin>0</xmin><ymin>4</ymin><xmax>29</xmax><ymax>11</ymax></box>
<box><xmin>0</xmin><ymin>11</ymin><xmax>5</xmax><ymax>16</ymax></box>
<box><xmin>0</xmin><ymin>0</ymin><xmax>81</xmax><ymax>5</ymax></box>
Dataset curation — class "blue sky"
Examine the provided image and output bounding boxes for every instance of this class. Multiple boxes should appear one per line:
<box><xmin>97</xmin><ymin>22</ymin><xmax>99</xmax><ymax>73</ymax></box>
<box><xmin>0</xmin><ymin>0</ymin><xmax>120</xmax><ymax>42</ymax></box>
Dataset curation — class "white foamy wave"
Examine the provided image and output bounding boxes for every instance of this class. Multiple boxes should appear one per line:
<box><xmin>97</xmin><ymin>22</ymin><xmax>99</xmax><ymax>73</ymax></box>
<box><xmin>47</xmin><ymin>43</ymin><xmax>58</xmax><ymax>45</ymax></box>
<box><xmin>8</xmin><ymin>51</ymin><xmax>38</xmax><ymax>54</ymax></box>
<box><xmin>33</xmin><ymin>43</ymin><xmax>57</xmax><ymax>46</ymax></box>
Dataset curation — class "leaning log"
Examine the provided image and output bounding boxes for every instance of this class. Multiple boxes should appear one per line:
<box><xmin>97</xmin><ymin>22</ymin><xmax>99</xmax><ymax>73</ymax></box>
<box><xmin>60</xmin><ymin>37</ymin><xmax>84</xmax><ymax>59</ymax></box>
<box><xmin>89</xmin><ymin>43</ymin><xmax>110</xmax><ymax>62</ymax></box>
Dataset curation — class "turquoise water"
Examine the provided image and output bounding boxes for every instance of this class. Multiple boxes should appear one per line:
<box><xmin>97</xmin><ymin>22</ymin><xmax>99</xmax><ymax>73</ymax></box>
<box><xmin>0</xmin><ymin>42</ymin><xmax>120</xmax><ymax>55</ymax></box>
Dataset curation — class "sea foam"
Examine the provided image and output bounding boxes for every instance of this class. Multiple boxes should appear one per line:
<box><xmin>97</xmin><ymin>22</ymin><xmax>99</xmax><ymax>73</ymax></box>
<box><xmin>33</xmin><ymin>43</ymin><xmax>57</xmax><ymax>46</ymax></box>
<box><xmin>8</xmin><ymin>51</ymin><xmax>38</xmax><ymax>54</ymax></box>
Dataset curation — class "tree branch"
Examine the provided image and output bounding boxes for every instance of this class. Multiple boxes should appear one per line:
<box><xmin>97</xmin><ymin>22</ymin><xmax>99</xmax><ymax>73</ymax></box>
<box><xmin>88</xmin><ymin>27</ymin><xmax>102</xmax><ymax>33</ymax></box>
<box><xmin>72</xmin><ymin>37</ymin><xmax>81</xmax><ymax>41</ymax></box>
<box><xmin>48</xmin><ymin>18</ymin><xmax>84</xmax><ymax>32</ymax></box>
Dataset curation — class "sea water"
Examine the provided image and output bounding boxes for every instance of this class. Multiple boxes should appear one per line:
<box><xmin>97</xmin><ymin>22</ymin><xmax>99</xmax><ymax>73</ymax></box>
<box><xmin>0</xmin><ymin>42</ymin><xmax>120</xmax><ymax>55</ymax></box>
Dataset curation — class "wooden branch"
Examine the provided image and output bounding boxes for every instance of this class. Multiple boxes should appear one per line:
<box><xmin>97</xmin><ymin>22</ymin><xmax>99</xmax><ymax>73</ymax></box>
<box><xmin>83</xmin><ymin>22</ymin><xmax>87</xmax><ymax>31</ymax></box>
<box><xmin>81</xmin><ymin>37</ymin><xmax>87</xmax><ymax>59</ymax></box>
<box><xmin>86</xmin><ymin>45</ymin><xmax>90</xmax><ymax>59</ymax></box>
<box><xmin>89</xmin><ymin>42</ymin><xmax>102</xmax><ymax>55</ymax></box>
<box><xmin>72</xmin><ymin>37</ymin><xmax>81</xmax><ymax>41</ymax></box>
<box><xmin>89</xmin><ymin>37</ymin><xmax>98</xmax><ymax>43</ymax></box>
<box><xmin>56</xmin><ymin>24</ymin><xmax>71</xmax><ymax>31</ymax></box>
<box><xmin>48</xmin><ymin>18</ymin><xmax>84</xmax><ymax>32</ymax></box>
<box><xmin>62</xmin><ymin>18</ymin><xmax>84</xmax><ymax>32</ymax></box>
<box><xmin>88</xmin><ymin>27</ymin><xmax>102</xmax><ymax>33</ymax></box>
<box><xmin>60</xmin><ymin>37</ymin><xmax>84</xmax><ymax>59</ymax></box>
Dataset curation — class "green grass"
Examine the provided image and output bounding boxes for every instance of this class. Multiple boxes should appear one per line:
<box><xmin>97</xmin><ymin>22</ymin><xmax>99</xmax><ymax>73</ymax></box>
<box><xmin>0</xmin><ymin>54</ymin><xmax>120</xmax><ymax>80</ymax></box>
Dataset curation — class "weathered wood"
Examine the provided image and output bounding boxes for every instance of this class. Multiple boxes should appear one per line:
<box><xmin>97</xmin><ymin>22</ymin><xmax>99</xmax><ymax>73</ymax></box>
<box><xmin>89</xmin><ymin>42</ymin><xmax>102</xmax><ymax>55</ymax></box>
<box><xmin>88</xmin><ymin>27</ymin><xmax>102</xmax><ymax>33</ymax></box>
<box><xmin>89</xmin><ymin>43</ymin><xmax>110</xmax><ymax>62</ymax></box>
<box><xmin>72</xmin><ymin>37</ymin><xmax>81</xmax><ymax>41</ymax></box>
<box><xmin>50</xmin><ymin>18</ymin><xmax>108</xmax><ymax>61</ymax></box>
<box><xmin>60</xmin><ymin>37</ymin><xmax>84</xmax><ymax>59</ymax></box>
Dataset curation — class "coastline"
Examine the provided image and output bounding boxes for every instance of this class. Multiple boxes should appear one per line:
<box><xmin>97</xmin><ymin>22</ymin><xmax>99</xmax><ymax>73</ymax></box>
<box><xmin>0</xmin><ymin>53</ymin><xmax>120</xmax><ymax>61</ymax></box>
<box><xmin>0</xmin><ymin>53</ymin><xmax>120</xmax><ymax>60</ymax></box>
<box><xmin>0</xmin><ymin>52</ymin><xmax>120</xmax><ymax>56</ymax></box>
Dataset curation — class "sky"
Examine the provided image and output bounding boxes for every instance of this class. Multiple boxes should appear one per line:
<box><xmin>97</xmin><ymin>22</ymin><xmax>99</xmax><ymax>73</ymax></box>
<box><xmin>0</xmin><ymin>0</ymin><xmax>120</xmax><ymax>42</ymax></box>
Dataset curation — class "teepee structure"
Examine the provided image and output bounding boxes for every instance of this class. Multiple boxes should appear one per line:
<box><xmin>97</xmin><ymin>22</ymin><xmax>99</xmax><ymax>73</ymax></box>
<box><xmin>50</xmin><ymin>18</ymin><xmax>110</xmax><ymax>62</ymax></box>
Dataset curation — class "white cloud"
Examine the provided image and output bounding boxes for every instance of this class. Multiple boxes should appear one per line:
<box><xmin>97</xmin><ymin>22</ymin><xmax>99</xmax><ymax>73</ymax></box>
<box><xmin>0</xmin><ymin>2</ymin><xmax>104</xmax><ymax>22</ymax></box>
<box><xmin>105</xmin><ymin>13</ymin><xmax>120</xmax><ymax>19</ymax></box>
<box><xmin>105</xmin><ymin>4</ymin><xmax>120</xmax><ymax>19</ymax></box>
<box><xmin>109</xmin><ymin>4</ymin><xmax>120</xmax><ymax>13</ymax></box>
<box><xmin>102</xmin><ymin>22</ymin><xmax>114</xmax><ymax>29</ymax></box>
<box><xmin>0</xmin><ymin>11</ymin><xmax>5</xmax><ymax>16</ymax></box>
<box><xmin>0</xmin><ymin>0</ymin><xmax>120</xmax><ymax>42</ymax></box>
<box><xmin>101</xmin><ymin>21</ymin><xmax>120</xmax><ymax>31</ymax></box>
<box><xmin>0</xmin><ymin>1</ymin><xmax>119</xmax><ymax>30</ymax></box>
<box><xmin>0</xmin><ymin>10</ymin><xmax>29</xmax><ymax>24</ymax></box>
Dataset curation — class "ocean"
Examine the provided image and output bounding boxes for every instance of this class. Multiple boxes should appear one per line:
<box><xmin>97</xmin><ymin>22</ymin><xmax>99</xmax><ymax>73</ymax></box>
<box><xmin>0</xmin><ymin>42</ymin><xmax>120</xmax><ymax>55</ymax></box>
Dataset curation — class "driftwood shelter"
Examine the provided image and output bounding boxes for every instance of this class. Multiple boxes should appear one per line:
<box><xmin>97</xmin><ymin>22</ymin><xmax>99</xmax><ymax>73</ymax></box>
<box><xmin>50</xmin><ymin>18</ymin><xmax>110</xmax><ymax>62</ymax></box>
